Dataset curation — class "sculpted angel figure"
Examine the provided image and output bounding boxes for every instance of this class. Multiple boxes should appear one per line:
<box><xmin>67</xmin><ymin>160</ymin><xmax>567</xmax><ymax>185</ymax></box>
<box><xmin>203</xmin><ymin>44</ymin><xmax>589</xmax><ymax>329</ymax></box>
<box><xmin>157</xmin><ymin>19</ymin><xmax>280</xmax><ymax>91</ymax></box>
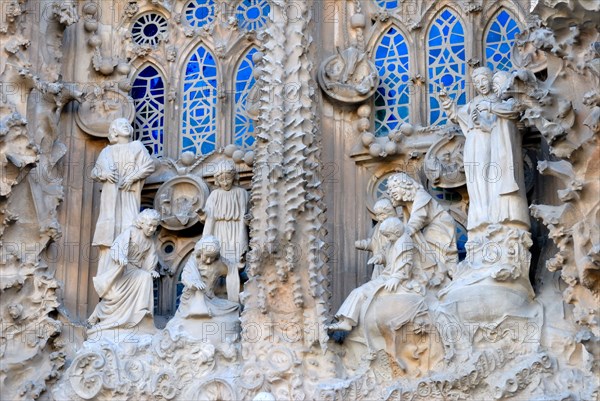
<box><xmin>355</xmin><ymin>198</ymin><xmax>397</xmax><ymax>279</ymax></box>
<box><xmin>91</xmin><ymin>118</ymin><xmax>155</xmax><ymax>275</ymax></box>
<box><xmin>176</xmin><ymin>236</ymin><xmax>239</xmax><ymax>318</ymax></box>
<box><xmin>88</xmin><ymin>209</ymin><xmax>160</xmax><ymax>335</ymax></box>
<box><xmin>386</xmin><ymin>173</ymin><xmax>457</xmax><ymax>284</ymax></box>
<box><xmin>328</xmin><ymin>217</ymin><xmax>416</xmax><ymax>332</ymax></box>
<box><xmin>202</xmin><ymin>160</ymin><xmax>250</xmax><ymax>302</ymax></box>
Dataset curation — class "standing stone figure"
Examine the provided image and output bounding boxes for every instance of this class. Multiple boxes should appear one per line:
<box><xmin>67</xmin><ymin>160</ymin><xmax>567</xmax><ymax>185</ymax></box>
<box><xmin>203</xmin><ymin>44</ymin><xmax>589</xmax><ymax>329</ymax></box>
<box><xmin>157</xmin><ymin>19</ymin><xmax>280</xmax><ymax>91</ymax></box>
<box><xmin>440</xmin><ymin>67</ymin><xmax>529</xmax><ymax>230</ymax></box>
<box><xmin>88</xmin><ymin>209</ymin><xmax>160</xmax><ymax>336</ymax></box>
<box><xmin>386</xmin><ymin>173</ymin><xmax>457</xmax><ymax>284</ymax></box>
<box><xmin>202</xmin><ymin>160</ymin><xmax>250</xmax><ymax>302</ymax></box>
<box><xmin>91</xmin><ymin>118</ymin><xmax>155</xmax><ymax>275</ymax></box>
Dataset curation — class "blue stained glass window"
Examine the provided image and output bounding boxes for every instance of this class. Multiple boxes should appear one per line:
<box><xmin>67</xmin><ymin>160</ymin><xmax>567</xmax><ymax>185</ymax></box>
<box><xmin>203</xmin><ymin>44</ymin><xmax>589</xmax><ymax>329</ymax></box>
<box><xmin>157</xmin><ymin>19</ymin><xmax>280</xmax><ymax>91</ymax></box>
<box><xmin>485</xmin><ymin>10</ymin><xmax>520</xmax><ymax>71</ymax></box>
<box><xmin>236</xmin><ymin>0</ymin><xmax>270</xmax><ymax>31</ymax></box>
<box><xmin>131</xmin><ymin>65</ymin><xmax>165</xmax><ymax>157</ymax></box>
<box><xmin>374</xmin><ymin>27</ymin><xmax>410</xmax><ymax>137</ymax></box>
<box><xmin>427</xmin><ymin>9</ymin><xmax>466</xmax><ymax>126</ymax></box>
<box><xmin>131</xmin><ymin>13</ymin><xmax>168</xmax><ymax>47</ymax></box>
<box><xmin>182</xmin><ymin>46</ymin><xmax>218</xmax><ymax>156</ymax></box>
<box><xmin>375</xmin><ymin>0</ymin><xmax>399</xmax><ymax>9</ymax></box>
<box><xmin>185</xmin><ymin>0</ymin><xmax>215</xmax><ymax>28</ymax></box>
<box><xmin>234</xmin><ymin>47</ymin><xmax>257</xmax><ymax>149</ymax></box>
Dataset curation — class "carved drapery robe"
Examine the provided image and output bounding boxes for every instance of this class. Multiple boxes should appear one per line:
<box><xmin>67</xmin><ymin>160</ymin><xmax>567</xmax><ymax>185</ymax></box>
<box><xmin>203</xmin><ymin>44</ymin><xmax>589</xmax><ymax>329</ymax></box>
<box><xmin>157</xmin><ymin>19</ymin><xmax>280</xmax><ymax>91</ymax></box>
<box><xmin>447</xmin><ymin>97</ymin><xmax>529</xmax><ymax>229</ymax></box>
<box><xmin>446</xmin><ymin>97</ymin><xmax>495</xmax><ymax>230</ymax></box>
<box><xmin>202</xmin><ymin>186</ymin><xmax>249</xmax><ymax>302</ymax></box>
<box><xmin>88</xmin><ymin>227</ymin><xmax>157</xmax><ymax>335</ymax></box>
<box><xmin>401</xmin><ymin>188</ymin><xmax>457</xmax><ymax>278</ymax></box>
<box><xmin>489</xmin><ymin>99</ymin><xmax>530</xmax><ymax>228</ymax></box>
<box><xmin>91</xmin><ymin>141</ymin><xmax>155</xmax><ymax>249</ymax></box>
<box><xmin>176</xmin><ymin>256</ymin><xmax>239</xmax><ymax>318</ymax></box>
<box><xmin>335</xmin><ymin>232</ymin><xmax>415</xmax><ymax>325</ymax></box>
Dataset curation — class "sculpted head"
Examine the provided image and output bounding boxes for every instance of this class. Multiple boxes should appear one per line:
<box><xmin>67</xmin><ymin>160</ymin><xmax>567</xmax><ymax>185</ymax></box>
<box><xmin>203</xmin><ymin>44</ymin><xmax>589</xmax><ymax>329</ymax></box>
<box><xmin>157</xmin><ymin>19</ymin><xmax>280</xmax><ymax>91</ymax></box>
<box><xmin>195</xmin><ymin>235</ymin><xmax>221</xmax><ymax>264</ymax></box>
<box><xmin>373</xmin><ymin>198</ymin><xmax>396</xmax><ymax>222</ymax></box>
<box><xmin>472</xmin><ymin>67</ymin><xmax>493</xmax><ymax>96</ymax></box>
<box><xmin>214</xmin><ymin>160</ymin><xmax>236</xmax><ymax>191</ymax></box>
<box><xmin>379</xmin><ymin>217</ymin><xmax>404</xmax><ymax>243</ymax></box>
<box><xmin>386</xmin><ymin>173</ymin><xmax>419</xmax><ymax>206</ymax></box>
<box><xmin>492</xmin><ymin>71</ymin><xmax>512</xmax><ymax>99</ymax></box>
<box><xmin>108</xmin><ymin>118</ymin><xmax>133</xmax><ymax>144</ymax></box>
<box><xmin>134</xmin><ymin>209</ymin><xmax>160</xmax><ymax>237</ymax></box>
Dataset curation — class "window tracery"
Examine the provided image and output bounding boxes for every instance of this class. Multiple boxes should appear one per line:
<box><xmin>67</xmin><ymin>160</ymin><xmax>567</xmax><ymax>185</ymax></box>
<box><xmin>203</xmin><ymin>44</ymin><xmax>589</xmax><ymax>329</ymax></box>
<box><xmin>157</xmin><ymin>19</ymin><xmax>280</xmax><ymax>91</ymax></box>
<box><xmin>131</xmin><ymin>65</ymin><xmax>165</xmax><ymax>156</ymax></box>
<box><xmin>184</xmin><ymin>0</ymin><xmax>215</xmax><ymax>28</ymax></box>
<box><xmin>365</xmin><ymin>2</ymin><xmax>525</xmax><ymax>131</ymax></box>
<box><xmin>373</xmin><ymin>27</ymin><xmax>411</xmax><ymax>136</ymax></box>
<box><xmin>234</xmin><ymin>47</ymin><xmax>258</xmax><ymax>149</ymax></box>
<box><xmin>131</xmin><ymin>13</ymin><xmax>168</xmax><ymax>47</ymax></box>
<box><xmin>181</xmin><ymin>45</ymin><xmax>218</xmax><ymax>156</ymax></box>
<box><xmin>427</xmin><ymin>9</ymin><xmax>466</xmax><ymax>126</ymax></box>
<box><xmin>128</xmin><ymin>0</ymin><xmax>267</xmax><ymax>158</ymax></box>
<box><xmin>485</xmin><ymin>9</ymin><xmax>521</xmax><ymax>71</ymax></box>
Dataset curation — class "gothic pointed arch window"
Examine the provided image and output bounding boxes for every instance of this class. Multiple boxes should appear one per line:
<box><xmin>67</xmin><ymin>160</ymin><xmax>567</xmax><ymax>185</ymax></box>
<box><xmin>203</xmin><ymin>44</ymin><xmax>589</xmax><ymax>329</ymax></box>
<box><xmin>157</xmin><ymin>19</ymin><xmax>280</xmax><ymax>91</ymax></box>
<box><xmin>485</xmin><ymin>9</ymin><xmax>521</xmax><ymax>71</ymax></box>
<box><xmin>373</xmin><ymin>26</ymin><xmax>411</xmax><ymax>137</ymax></box>
<box><xmin>181</xmin><ymin>45</ymin><xmax>218</xmax><ymax>156</ymax></box>
<box><xmin>131</xmin><ymin>64</ymin><xmax>165</xmax><ymax>156</ymax></box>
<box><xmin>427</xmin><ymin>8</ymin><xmax>467</xmax><ymax>126</ymax></box>
<box><xmin>127</xmin><ymin>1</ymin><xmax>268</xmax><ymax>160</ymax></box>
<box><xmin>234</xmin><ymin>47</ymin><xmax>258</xmax><ymax>149</ymax></box>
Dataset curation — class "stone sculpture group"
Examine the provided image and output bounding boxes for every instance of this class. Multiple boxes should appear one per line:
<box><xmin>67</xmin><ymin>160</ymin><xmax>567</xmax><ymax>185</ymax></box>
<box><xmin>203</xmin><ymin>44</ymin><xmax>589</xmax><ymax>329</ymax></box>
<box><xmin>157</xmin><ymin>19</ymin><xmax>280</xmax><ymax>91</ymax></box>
<box><xmin>87</xmin><ymin>121</ymin><xmax>248</xmax><ymax>340</ymax></box>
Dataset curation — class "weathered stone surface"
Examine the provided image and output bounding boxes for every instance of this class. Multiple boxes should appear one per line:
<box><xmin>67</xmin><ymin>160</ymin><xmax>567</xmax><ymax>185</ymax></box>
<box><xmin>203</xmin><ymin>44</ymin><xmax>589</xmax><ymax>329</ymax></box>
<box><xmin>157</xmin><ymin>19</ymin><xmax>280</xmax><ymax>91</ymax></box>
<box><xmin>0</xmin><ymin>0</ymin><xmax>598</xmax><ymax>400</ymax></box>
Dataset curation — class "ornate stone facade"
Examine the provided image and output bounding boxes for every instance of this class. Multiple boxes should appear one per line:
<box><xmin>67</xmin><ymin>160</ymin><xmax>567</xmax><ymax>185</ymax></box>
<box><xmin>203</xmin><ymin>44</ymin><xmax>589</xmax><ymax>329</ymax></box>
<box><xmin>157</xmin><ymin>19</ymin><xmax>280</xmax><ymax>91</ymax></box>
<box><xmin>0</xmin><ymin>0</ymin><xmax>598</xmax><ymax>400</ymax></box>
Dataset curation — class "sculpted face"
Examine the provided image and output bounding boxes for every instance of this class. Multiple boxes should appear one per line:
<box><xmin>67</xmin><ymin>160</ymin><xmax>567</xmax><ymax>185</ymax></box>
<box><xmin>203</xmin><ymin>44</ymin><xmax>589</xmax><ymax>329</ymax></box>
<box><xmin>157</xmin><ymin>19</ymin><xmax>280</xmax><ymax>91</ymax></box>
<box><xmin>474</xmin><ymin>74</ymin><xmax>491</xmax><ymax>96</ymax></box>
<box><xmin>200</xmin><ymin>253</ymin><xmax>217</xmax><ymax>265</ymax></box>
<box><xmin>140</xmin><ymin>219</ymin><xmax>159</xmax><ymax>237</ymax></box>
<box><xmin>387</xmin><ymin>182</ymin><xmax>413</xmax><ymax>203</ymax></box>
<box><xmin>216</xmin><ymin>172</ymin><xmax>234</xmax><ymax>191</ymax></box>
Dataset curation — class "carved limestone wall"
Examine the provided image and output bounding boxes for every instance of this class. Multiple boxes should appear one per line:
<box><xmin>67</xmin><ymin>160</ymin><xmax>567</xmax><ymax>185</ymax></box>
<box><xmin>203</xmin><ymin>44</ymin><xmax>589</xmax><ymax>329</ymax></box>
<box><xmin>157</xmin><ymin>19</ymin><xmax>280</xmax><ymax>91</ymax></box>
<box><xmin>0</xmin><ymin>1</ymin><xmax>81</xmax><ymax>399</ymax></box>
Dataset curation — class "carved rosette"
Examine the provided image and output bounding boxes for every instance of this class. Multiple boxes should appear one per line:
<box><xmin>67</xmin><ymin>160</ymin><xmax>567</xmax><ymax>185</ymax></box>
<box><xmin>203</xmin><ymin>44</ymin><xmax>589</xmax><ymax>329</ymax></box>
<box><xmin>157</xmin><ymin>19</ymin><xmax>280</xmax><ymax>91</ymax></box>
<box><xmin>423</xmin><ymin>133</ymin><xmax>466</xmax><ymax>188</ymax></box>
<box><xmin>317</xmin><ymin>48</ymin><xmax>379</xmax><ymax>104</ymax></box>
<box><xmin>154</xmin><ymin>175</ymin><xmax>210</xmax><ymax>230</ymax></box>
<box><xmin>75</xmin><ymin>90</ymin><xmax>135</xmax><ymax>138</ymax></box>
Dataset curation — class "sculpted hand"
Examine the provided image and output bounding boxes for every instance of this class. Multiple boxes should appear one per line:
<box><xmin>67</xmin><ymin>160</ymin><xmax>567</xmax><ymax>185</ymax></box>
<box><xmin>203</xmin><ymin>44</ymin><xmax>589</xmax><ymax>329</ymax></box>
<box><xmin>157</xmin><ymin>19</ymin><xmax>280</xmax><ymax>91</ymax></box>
<box><xmin>476</xmin><ymin>103</ymin><xmax>491</xmax><ymax>113</ymax></box>
<box><xmin>195</xmin><ymin>280</ymin><xmax>206</xmax><ymax>291</ymax></box>
<box><xmin>471</xmin><ymin>109</ymin><xmax>480</xmax><ymax>125</ymax></box>
<box><xmin>384</xmin><ymin>277</ymin><xmax>401</xmax><ymax>292</ymax></box>
<box><xmin>355</xmin><ymin>240</ymin><xmax>367</xmax><ymax>250</ymax></box>
<box><xmin>439</xmin><ymin>89</ymin><xmax>453</xmax><ymax>109</ymax></box>
<box><xmin>368</xmin><ymin>253</ymin><xmax>384</xmax><ymax>265</ymax></box>
<box><xmin>104</xmin><ymin>169</ymin><xmax>118</xmax><ymax>184</ymax></box>
<box><xmin>120</xmin><ymin>176</ymin><xmax>135</xmax><ymax>191</ymax></box>
<box><xmin>117</xmin><ymin>255</ymin><xmax>128</xmax><ymax>267</ymax></box>
<box><xmin>151</xmin><ymin>270</ymin><xmax>160</xmax><ymax>279</ymax></box>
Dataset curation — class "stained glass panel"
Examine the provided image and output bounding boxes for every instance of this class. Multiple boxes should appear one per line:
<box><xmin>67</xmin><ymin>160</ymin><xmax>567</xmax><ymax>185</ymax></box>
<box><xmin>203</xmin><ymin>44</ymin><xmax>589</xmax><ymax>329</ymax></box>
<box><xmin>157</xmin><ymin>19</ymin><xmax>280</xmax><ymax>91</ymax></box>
<box><xmin>373</xmin><ymin>27</ymin><xmax>410</xmax><ymax>137</ymax></box>
<box><xmin>375</xmin><ymin>0</ymin><xmax>399</xmax><ymax>9</ymax></box>
<box><xmin>427</xmin><ymin>9</ymin><xmax>466</xmax><ymax>126</ymax></box>
<box><xmin>184</xmin><ymin>0</ymin><xmax>215</xmax><ymax>28</ymax></box>
<box><xmin>131</xmin><ymin>13</ymin><xmax>168</xmax><ymax>47</ymax></box>
<box><xmin>131</xmin><ymin>65</ymin><xmax>165</xmax><ymax>156</ymax></box>
<box><xmin>182</xmin><ymin>46</ymin><xmax>218</xmax><ymax>156</ymax></box>
<box><xmin>234</xmin><ymin>47</ymin><xmax>257</xmax><ymax>149</ymax></box>
<box><xmin>485</xmin><ymin>10</ymin><xmax>520</xmax><ymax>71</ymax></box>
<box><xmin>236</xmin><ymin>0</ymin><xmax>270</xmax><ymax>31</ymax></box>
